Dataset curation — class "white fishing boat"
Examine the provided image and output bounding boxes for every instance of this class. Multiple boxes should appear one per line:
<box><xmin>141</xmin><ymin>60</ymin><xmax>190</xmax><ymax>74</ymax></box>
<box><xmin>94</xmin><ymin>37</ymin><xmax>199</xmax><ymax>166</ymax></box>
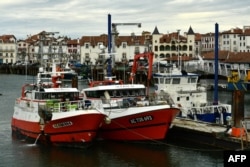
<box><xmin>11</xmin><ymin>62</ymin><xmax>107</xmax><ymax>147</ymax></box>
<box><xmin>153</xmin><ymin>62</ymin><xmax>231</xmax><ymax>124</ymax></box>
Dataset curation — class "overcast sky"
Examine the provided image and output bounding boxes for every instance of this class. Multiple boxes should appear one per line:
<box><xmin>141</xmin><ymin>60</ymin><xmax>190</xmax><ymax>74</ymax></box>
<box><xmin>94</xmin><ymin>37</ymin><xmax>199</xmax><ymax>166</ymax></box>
<box><xmin>1</xmin><ymin>0</ymin><xmax>249</xmax><ymax>39</ymax></box>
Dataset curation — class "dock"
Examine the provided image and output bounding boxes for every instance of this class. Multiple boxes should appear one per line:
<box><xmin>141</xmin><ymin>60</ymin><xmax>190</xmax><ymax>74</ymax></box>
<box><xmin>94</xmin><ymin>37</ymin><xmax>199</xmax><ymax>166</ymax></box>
<box><xmin>166</xmin><ymin>118</ymin><xmax>250</xmax><ymax>150</ymax></box>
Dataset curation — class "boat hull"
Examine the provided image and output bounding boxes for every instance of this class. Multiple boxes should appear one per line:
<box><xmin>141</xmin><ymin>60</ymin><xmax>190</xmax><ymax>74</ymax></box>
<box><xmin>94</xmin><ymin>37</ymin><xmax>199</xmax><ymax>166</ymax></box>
<box><xmin>11</xmin><ymin>112</ymin><xmax>105</xmax><ymax>146</ymax></box>
<box><xmin>195</xmin><ymin>112</ymin><xmax>231</xmax><ymax>124</ymax></box>
<box><xmin>98</xmin><ymin>107</ymin><xmax>180</xmax><ymax>141</ymax></box>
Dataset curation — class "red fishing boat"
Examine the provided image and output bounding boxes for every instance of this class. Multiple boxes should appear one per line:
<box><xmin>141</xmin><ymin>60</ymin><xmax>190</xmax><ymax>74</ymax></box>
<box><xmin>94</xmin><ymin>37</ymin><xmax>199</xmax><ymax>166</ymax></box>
<box><xmin>81</xmin><ymin>52</ymin><xmax>180</xmax><ymax>141</ymax></box>
<box><xmin>11</xmin><ymin>63</ymin><xmax>107</xmax><ymax>147</ymax></box>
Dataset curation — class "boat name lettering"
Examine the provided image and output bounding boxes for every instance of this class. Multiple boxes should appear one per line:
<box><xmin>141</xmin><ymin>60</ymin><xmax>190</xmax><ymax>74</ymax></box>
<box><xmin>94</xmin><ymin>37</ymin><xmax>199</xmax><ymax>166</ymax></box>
<box><xmin>130</xmin><ymin>115</ymin><xmax>153</xmax><ymax>124</ymax></box>
<box><xmin>53</xmin><ymin>121</ymin><xmax>73</xmax><ymax>128</ymax></box>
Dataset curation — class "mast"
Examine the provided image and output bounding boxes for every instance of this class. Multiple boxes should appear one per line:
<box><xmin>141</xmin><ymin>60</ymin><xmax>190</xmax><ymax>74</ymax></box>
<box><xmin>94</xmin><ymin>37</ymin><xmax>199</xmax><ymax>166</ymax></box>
<box><xmin>214</xmin><ymin>23</ymin><xmax>219</xmax><ymax>105</ymax></box>
<box><xmin>107</xmin><ymin>14</ymin><xmax>112</xmax><ymax>77</ymax></box>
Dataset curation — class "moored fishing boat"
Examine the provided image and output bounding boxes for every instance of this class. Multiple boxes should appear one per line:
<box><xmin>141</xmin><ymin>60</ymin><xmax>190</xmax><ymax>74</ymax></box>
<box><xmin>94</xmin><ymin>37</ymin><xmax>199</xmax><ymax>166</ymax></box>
<box><xmin>153</xmin><ymin>62</ymin><xmax>231</xmax><ymax>124</ymax></box>
<box><xmin>11</xmin><ymin>63</ymin><xmax>107</xmax><ymax>147</ymax></box>
<box><xmin>80</xmin><ymin>52</ymin><xmax>180</xmax><ymax>141</ymax></box>
<box><xmin>81</xmin><ymin>80</ymin><xmax>180</xmax><ymax>141</ymax></box>
<box><xmin>59</xmin><ymin>60</ymin><xmax>78</xmax><ymax>80</ymax></box>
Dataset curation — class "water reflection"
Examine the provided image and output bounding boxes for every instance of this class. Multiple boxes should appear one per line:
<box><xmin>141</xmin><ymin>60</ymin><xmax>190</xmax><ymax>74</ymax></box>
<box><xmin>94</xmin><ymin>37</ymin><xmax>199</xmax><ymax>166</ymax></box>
<box><xmin>97</xmin><ymin>141</ymin><xmax>171</xmax><ymax>167</ymax></box>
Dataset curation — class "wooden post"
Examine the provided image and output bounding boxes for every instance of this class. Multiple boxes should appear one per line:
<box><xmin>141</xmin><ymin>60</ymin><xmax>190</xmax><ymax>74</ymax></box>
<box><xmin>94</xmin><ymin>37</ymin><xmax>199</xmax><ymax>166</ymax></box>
<box><xmin>71</xmin><ymin>76</ymin><xmax>78</xmax><ymax>88</ymax></box>
<box><xmin>232</xmin><ymin>90</ymin><xmax>245</xmax><ymax>127</ymax></box>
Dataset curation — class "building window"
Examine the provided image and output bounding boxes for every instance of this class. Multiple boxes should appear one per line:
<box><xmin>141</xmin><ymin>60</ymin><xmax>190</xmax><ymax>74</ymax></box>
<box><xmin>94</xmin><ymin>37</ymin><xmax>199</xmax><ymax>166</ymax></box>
<box><xmin>85</xmin><ymin>44</ymin><xmax>89</xmax><ymax>49</ymax></box>
<box><xmin>159</xmin><ymin>45</ymin><xmax>164</xmax><ymax>51</ymax></box>
<box><xmin>98</xmin><ymin>42</ymin><xmax>103</xmax><ymax>48</ymax></box>
<box><xmin>134</xmin><ymin>47</ymin><xmax>139</xmax><ymax>54</ymax></box>
<box><xmin>122</xmin><ymin>43</ymin><xmax>127</xmax><ymax>48</ymax></box>
<box><xmin>189</xmin><ymin>45</ymin><xmax>193</xmax><ymax>51</ymax></box>
<box><xmin>154</xmin><ymin>46</ymin><xmax>158</xmax><ymax>51</ymax></box>
<box><xmin>122</xmin><ymin>53</ymin><xmax>126</xmax><ymax>58</ymax></box>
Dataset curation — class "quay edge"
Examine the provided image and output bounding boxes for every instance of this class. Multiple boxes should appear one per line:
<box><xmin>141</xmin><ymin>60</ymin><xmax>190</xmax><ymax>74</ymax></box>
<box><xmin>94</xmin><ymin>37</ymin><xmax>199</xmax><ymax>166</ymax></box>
<box><xmin>166</xmin><ymin>118</ymin><xmax>250</xmax><ymax>150</ymax></box>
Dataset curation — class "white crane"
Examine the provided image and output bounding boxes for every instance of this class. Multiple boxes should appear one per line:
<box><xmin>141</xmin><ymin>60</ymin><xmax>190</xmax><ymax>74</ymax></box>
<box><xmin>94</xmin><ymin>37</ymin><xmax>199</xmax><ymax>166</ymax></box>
<box><xmin>110</xmin><ymin>23</ymin><xmax>141</xmax><ymax>67</ymax></box>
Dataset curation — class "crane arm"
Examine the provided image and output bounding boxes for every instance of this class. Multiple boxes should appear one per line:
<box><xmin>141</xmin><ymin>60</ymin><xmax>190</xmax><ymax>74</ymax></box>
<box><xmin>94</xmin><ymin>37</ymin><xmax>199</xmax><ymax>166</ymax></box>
<box><xmin>112</xmin><ymin>23</ymin><xmax>141</xmax><ymax>28</ymax></box>
<box><xmin>129</xmin><ymin>52</ymin><xmax>154</xmax><ymax>82</ymax></box>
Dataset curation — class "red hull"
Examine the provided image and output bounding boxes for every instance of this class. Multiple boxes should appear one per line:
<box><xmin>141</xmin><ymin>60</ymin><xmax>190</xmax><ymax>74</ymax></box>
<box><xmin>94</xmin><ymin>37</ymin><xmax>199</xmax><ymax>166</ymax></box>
<box><xmin>11</xmin><ymin>113</ymin><xmax>105</xmax><ymax>145</ymax></box>
<box><xmin>98</xmin><ymin>108</ymin><xmax>180</xmax><ymax>141</ymax></box>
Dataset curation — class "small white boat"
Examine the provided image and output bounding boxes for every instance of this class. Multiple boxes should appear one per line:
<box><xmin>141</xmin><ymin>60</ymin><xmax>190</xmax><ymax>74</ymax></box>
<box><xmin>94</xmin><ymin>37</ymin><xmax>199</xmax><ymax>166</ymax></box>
<box><xmin>153</xmin><ymin>63</ymin><xmax>231</xmax><ymax>124</ymax></box>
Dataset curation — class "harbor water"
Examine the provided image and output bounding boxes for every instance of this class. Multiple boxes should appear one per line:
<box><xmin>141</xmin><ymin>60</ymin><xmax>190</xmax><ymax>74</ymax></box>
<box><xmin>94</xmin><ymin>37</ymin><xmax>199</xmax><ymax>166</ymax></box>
<box><xmin>1</xmin><ymin>74</ymin><xmax>249</xmax><ymax>167</ymax></box>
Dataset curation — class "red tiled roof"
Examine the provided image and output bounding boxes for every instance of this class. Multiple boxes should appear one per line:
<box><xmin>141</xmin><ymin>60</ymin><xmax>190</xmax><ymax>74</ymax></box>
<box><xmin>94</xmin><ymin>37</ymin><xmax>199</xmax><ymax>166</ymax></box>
<box><xmin>67</xmin><ymin>39</ymin><xmax>79</xmax><ymax>45</ymax></box>
<box><xmin>202</xmin><ymin>51</ymin><xmax>229</xmax><ymax>60</ymax></box>
<box><xmin>202</xmin><ymin>51</ymin><xmax>250</xmax><ymax>63</ymax></box>
<box><xmin>79</xmin><ymin>34</ymin><xmax>146</xmax><ymax>46</ymax></box>
<box><xmin>221</xmin><ymin>28</ymin><xmax>243</xmax><ymax>34</ymax></box>
<box><xmin>159</xmin><ymin>32</ymin><xmax>186</xmax><ymax>43</ymax></box>
<box><xmin>244</xmin><ymin>29</ymin><xmax>250</xmax><ymax>36</ymax></box>
<box><xmin>80</xmin><ymin>34</ymin><xmax>108</xmax><ymax>46</ymax></box>
<box><xmin>0</xmin><ymin>35</ymin><xmax>16</xmax><ymax>43</ymax></box>
<box><xmin>224</xmin><ymin>52</ymin><xmax>250</xmax><ymax>63</ymax></box>
<box><xmin>195</xmin><ymin>33</ymin><xmax>202</xmax><ymax>41</ymax></box>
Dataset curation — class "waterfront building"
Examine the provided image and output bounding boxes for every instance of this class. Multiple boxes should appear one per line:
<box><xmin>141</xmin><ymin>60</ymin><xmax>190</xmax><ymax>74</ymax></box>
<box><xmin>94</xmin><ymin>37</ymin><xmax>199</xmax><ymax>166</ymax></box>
<box><xmin>67</xmin><ymin>39</ymin><xmax>81</xmax><ymax>63</ymax></box>
<box><xmin>17</xmin><ymin>38</ymin><xmax>35</xmax><ymax>64</ymax></box>
<box><xmin>79</xmin><ymin>32</ymin><xmax>150</xmax><ymax>66</ymax></box>
<box><xmin>220</xmin><ymin>27</ymin><xmax>242</xmax><ymax>52</ymax></box>
<box><xmin>16</xmin><ymin>31</ymin><xmax>70</xmax><ymax>66</ymax></box>
<box><xmin>200</xmin><ymin>32</ymin><xmax>215</xmax><ymax>54</ymax></box>
<box><xmin>2</xmin><ymin>25</ymin><xmax>250</xmax><ymax>67</ymax></box>
<box><xmin>151</xmin><ymin>26</ymin><xmax>196</xmax><ymax>63</ymax></box>
<box><xmin>0</xmin><ymin>35</ymin><xmax>17</xmax><ymax>64</ymax></box>
<box><xmin>238</xmin><ymin>26</ymin><xmax>250</xmax><ymax>52</ymax></box>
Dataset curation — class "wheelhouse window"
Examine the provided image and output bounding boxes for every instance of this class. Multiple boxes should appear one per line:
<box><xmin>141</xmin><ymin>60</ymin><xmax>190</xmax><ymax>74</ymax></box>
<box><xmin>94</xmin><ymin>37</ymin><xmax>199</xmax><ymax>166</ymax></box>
<box><xmin>85</xmin><ymin>91</ymin><xmax>102</xmax><ymax>98</ymax></box>
<box><xmin>172</xmin><ymin>78</ymin><xmax>180</xmax><ymax>84</ymax></box>
<box><xmin>85</xmin><ymin>88</ymin><xmax>146</xmax><ymax>98</ymax></box>
<box><xmin>35</xmin><ymin>92</ymin><xmax>79</xmax><ymax>100</ymax></box>
<box><xmin>188</xmin><ymin>77</ymin><xmax>197</xmax><ymax>83</ymax></box>
<box><xmin>160</xmin><ymin>78</ymin><xmax>164</xmax><ymax>84</ymax></box>
<box><xmin>165</xmin><ymin>78</ymin><xmax>171</xmax><ymax>84</ymax></box>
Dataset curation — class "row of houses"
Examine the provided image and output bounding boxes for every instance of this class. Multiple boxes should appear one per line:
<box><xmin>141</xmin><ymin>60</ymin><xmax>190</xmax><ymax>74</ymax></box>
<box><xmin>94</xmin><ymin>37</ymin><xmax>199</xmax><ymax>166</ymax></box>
<box><xmin>1</xmin><ymin>25</ymin><xmax>250</xmax><ymax>66</ymax></box>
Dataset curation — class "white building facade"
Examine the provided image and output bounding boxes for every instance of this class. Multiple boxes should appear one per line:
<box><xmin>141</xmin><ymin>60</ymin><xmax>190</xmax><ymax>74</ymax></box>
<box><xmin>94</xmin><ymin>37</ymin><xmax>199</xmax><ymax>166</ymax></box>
<box><xmin>151</xmin><ymin>26</ymin><xmax>196</xmax><ymax>62</ymax></box>
<box><xmin>80</xmin><ymin>33</ymin><xmax>150</xmax><ymax>66</ymax></box>
<box><xmin>0</xmin><ymin>35</ymin><xmax>17</xmax><ymax>64</ymax></box>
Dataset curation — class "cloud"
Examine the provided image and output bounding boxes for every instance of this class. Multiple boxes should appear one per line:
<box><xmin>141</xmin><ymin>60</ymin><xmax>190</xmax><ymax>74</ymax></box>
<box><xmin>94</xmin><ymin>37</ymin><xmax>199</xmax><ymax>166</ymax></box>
<box><xmin>0</xmin><ymin>0</ymin><xmax>249</xmax><ymax>39</ymax></box>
